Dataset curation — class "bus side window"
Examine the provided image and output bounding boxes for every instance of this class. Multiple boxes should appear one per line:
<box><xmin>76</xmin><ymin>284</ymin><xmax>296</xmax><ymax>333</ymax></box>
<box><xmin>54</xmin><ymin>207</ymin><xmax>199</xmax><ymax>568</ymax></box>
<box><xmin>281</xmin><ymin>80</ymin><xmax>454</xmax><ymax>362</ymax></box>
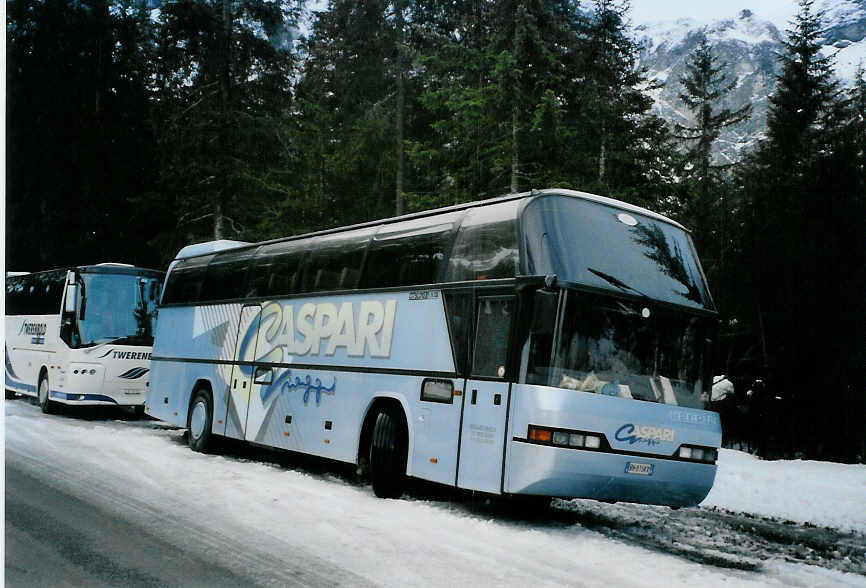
<box><xmin>162</xmin><ymin>255</ymin><xmax>214</xmax><ymax>305</ymax></box>
<box><xmin>472</xmin><ymin>296</ymin><xmax>514</xmax><ymax>378</ymax></box>
<box><xmin>200</xmin><ymin>249</ymin><xmax>256</xmax><ymax>302</ymax></box>
<box><xmin>362</xmin><ymin>213</ymin><xmax>461</xmax><ymax>288</ymax></box>
<box><xmin>443</xmin><ymin>289</ymin><xmax>473</xmax><ymax>375</ymax></box>
<box><xmin>248</xmin><ymin>243</ymin><xmax>305</xmax><ymax>298</ymax></box>
<box><xmin>5</xmin><ymin>277</ymin><xmax>22</xmax><ymax>315</ymax></box>
<box><xmin>445</xmin><ymin>204</ymin><xmax>519</xmax><ymax>283</ymax></box>
<box><xmin>302</xmin><ymin>229</ymin><xmax>372</xmax><ymax>293</ymax></box>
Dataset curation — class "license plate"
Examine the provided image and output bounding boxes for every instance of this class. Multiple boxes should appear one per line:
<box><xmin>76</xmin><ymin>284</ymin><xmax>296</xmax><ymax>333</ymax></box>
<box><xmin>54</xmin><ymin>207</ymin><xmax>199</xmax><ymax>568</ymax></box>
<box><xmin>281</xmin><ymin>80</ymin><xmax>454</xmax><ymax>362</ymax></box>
<box><xmin>625</xmin><ymin>462</ymin><xmax>654</xmax><ymax>476</ymax></box>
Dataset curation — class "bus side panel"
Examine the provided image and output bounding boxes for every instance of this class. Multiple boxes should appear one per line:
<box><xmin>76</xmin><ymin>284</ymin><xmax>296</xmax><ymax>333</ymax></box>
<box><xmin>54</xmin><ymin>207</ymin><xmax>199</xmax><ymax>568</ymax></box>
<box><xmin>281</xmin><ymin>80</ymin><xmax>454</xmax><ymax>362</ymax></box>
<box><xmin>148</xmin><ymin>303</ymin><xmax>243</xmax><ymax>428</ymax></box>
<box><xmin>246</xmin><ymin>367</ymin><xmax>458</xmax><ymax>484</ymax></box>
<box><xmin>504</xmin><ymin>383</ymin><xmax>721</xmax><ymax>506</ymax></box>
<box><xmin>247</xmin><ymin>368</ymin><xmax>390</xmax><ymax>463</ymax></box>
<box><xmin>5</xmin><ymin>314</ymin><xmax>61</xmax><ymax>397</ymax></box>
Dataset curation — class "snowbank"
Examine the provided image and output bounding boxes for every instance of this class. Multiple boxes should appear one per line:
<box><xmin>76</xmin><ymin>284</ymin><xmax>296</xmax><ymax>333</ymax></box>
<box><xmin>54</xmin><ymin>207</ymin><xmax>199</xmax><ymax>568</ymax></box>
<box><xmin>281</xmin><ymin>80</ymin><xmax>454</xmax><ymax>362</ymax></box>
<box><xmin>703</xmin><ymin>449</ymin><xmax>866</xmax><ymax>533</ymax></box>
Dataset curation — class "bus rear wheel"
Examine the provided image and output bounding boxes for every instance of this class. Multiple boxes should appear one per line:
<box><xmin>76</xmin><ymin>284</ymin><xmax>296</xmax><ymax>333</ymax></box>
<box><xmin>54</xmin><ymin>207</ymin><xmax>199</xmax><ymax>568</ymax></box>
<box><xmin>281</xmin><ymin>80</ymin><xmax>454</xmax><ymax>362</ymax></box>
<box><xmin>369</xmin><ymin>408</ymin><xmax>408</xmax><ymax>499</ymax></box>
<box><xmin>38</xmin><ymin>374</ymin><xmax>55</xmax><ymax>414</ymax></box>
<box><xmin>188</xmin><ymin>389</ymin><xmax>213</xmax><ymax>453</ymax></box>
<box><xmin>5</xmin><ymin>390</ymin><xmax>16</xmax><ymax>400</ymax></box>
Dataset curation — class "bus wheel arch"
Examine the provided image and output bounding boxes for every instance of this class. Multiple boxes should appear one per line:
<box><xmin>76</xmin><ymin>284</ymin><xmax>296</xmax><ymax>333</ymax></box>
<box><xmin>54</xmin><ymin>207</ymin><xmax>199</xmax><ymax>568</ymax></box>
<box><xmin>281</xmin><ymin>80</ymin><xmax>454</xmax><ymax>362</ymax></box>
<box><xmin>187</xmin><ymin>381</ymin><xmax>214</xmax><ymax>453</ymax></box>
<box><xmin>362</xmin><ymin>397</ymin><xmax>410</xmax><ymax>499</ymax></box>
<box><xmin>38</xmin><ymin>367</ymin><xmax>55</xmax><ymax>414</ymax></box>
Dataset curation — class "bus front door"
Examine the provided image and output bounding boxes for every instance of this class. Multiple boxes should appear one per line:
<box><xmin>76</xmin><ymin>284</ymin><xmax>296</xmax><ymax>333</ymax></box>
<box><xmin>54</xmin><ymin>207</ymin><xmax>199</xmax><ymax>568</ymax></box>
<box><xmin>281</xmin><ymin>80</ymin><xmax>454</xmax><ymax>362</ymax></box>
<box><xmin>457</xmin><ymin>378</ymin><xmax>511</xmax><ymax>493</ymax></box>
<box><xmin>456</xmin><ymin>295</ymin><xmax>514</xmax><ymax>494</ymax></box>
<box><xmin>223</xmin><ymin>304</ymin><xmax>262</xmax><ymax>440</ymax></box>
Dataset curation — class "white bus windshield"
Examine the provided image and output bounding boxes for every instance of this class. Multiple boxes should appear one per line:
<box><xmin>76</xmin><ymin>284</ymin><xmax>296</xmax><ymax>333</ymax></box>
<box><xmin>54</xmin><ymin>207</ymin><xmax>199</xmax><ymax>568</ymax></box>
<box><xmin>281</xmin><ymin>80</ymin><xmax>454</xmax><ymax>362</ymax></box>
<box><xmin>78</xmin><ymin>273</ymin><xmax>161</xmax><ymax>346</ymax></box>
<box><xmin>521</xmin><ymin>195</ymin><xmax>712</xmax><ymax>310</ymax></box>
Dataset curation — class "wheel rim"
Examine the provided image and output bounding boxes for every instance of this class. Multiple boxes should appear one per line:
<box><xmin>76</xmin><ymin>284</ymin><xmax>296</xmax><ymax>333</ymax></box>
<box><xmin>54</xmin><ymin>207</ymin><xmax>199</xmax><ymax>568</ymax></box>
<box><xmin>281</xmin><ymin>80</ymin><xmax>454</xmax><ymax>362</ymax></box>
<box><xmin>39</xmin><ymin>379</ymin><xmax>49</xmax><ymax>404</ymax></box>
<box><xmin>190</xmin><ymin>400</ymin><xmax>207</xmax><ymax>439</ymax></box>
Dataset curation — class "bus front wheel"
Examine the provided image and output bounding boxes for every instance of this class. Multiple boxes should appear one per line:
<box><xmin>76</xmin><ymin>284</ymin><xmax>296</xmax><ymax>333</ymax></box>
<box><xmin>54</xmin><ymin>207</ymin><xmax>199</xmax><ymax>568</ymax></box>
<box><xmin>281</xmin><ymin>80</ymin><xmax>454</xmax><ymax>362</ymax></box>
<box><xmin>188</xmin><ymin>389</ymin><xmax>213</xmax><ymax>453</ymax></box>
<box><xmin>369</xmin><ymin>408</ymin><xmax>408</xmax><ymax>499</ymax></box>
<box><xmin>38</xmin><ymin>373</ymin><xmax>55</xmax><ymax>414</ymax></box>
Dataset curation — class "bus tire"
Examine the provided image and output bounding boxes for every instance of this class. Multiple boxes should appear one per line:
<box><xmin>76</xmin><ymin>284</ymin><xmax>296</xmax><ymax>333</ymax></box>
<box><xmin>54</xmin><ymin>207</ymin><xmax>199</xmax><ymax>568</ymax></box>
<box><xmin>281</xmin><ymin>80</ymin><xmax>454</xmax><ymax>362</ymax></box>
<box><xmin>369</xmin><ymin>408</ymin><xmax>407</xmax><ymax>499</ymax></box>
<box><xmin>5</xmin><ymin>389</ymin><xmax>16</xmax><ymax>400</ymax></box>
<box><xmin>188</xmin><ymin>388</ymin><xmax>213</xmax><ymax>453</ymax></box>
<box><xmin>134</xmin><ymin>405</ymin><xmax>146</xmax><ymax>418</ymax></box>
<box><xmin>38</xmin><ymin>373</ymin><xmax>55</xmax><ymax>414</ymax></box>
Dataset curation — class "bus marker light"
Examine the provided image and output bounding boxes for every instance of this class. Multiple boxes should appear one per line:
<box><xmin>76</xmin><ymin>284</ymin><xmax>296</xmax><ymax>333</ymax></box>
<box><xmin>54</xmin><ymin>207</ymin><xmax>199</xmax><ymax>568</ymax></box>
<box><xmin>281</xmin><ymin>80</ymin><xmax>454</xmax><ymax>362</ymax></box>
<box><xmin>585</xmin><ymin>435</ymin><xmax>601</xmax><ymax>449</ymax></box>
<box><xmin>679</xmin><ymin>447</ymin><xmax>692</xmax><ymax>459</ymax></box>
<box><xmin>284</xmin><ymin>432</ymin><xmax>290</xmax><ymax>437</ymax></box>
<box><xmin>528</xmin><ymin>427</ymin><xmax>552</xmax><ymax>442</ymax></box>
<box><xmin>324</xmin><ymin>439</ymin><xmax>330</xmax><ymax>444</ymax></box>
<box><xmin>430</xmin><ymin>457</ymin><xmax>438</xmax><ymax>464</ymax></box>
<box><xmin>569</xmin><ymin>434</ymin><xmax>585</xmax><ymax>447</ymax></box>
<box><xmin>217</xmin><ymin>419</ymin><xmax>223</xmax><ymax>424</ymax></box>
<box><xmin>552</xmin><ymin>431</ymin><xmax>569</xmax><ymax>445</ymax></box>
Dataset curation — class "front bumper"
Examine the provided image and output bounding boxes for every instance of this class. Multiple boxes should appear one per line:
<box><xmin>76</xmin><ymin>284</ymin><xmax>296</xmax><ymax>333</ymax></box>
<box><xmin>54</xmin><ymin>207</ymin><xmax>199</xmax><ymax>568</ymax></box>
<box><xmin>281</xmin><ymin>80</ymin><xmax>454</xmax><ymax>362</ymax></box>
<box><xmin>506</xmin><ymin>440</ymin><xmax>717</xmax><ymax>507</ymax></box>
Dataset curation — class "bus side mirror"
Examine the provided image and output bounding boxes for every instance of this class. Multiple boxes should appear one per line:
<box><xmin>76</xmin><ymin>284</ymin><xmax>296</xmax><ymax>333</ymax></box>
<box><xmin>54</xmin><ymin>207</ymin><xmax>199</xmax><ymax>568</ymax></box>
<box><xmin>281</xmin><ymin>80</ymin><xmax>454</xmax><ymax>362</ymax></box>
<box><xmin>531</xmin><ymin>290</ymin><xmax>558</xmax><ymax>336</ymax></box>
<box><xmin>64</xmin><ymin>284</ymin><xmax>78</xmax><ymax>314</ymax></box>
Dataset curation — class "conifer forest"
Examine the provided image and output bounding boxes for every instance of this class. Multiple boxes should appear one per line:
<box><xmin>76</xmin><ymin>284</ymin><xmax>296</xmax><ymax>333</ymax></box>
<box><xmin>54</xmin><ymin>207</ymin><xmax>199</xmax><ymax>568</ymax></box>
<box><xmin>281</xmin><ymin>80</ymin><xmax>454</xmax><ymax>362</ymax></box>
<box><xmin>6</xmin><ymin>0</ymin><xmax>865</xmax><ymax>462</ymax></box>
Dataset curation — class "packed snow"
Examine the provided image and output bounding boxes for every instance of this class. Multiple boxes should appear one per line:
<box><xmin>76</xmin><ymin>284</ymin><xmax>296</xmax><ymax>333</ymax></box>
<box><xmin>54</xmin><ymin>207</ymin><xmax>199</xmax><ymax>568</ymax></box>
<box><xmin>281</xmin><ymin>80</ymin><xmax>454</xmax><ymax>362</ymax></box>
<box><xmin>4</xmin><ymin>399</ymin><xmax>865</xmax><ymax>586</ymax></box>
<box><xmin>704</xmin><ymin>449</ymin><xmax>866</xmax><ymax>533</ymax></box>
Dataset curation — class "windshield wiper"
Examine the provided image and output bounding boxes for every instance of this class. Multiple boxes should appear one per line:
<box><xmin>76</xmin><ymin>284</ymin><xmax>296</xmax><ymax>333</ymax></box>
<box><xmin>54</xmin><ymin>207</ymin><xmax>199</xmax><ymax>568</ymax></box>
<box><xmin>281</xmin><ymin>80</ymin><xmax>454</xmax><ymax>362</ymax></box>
<box><xmin>587</xmin><ymin>267</ymin><xmax>649</xmax><ymax>299</ymax></box>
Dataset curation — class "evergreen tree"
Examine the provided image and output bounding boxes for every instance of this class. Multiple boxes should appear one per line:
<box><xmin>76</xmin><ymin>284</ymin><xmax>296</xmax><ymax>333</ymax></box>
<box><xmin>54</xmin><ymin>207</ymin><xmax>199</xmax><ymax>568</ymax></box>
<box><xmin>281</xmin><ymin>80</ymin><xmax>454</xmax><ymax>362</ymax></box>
<box><xmin>675</xmin><ymin>36</ymin><xmax>750</xmax><ymax>292</ymax></box>
<box><xmin>7</xmin><ymin>0</ymin><xmax>161</xmax><ymax>270</ymax></box>
<box><xmin>736</xmin><ymin>0</ymin><xmax>865</xmax><ymax>460</ymax></box>
<box><xmin>572</xmin><ymin>0</ymin><xmax>678</xmax><ymax>209</ymax></box>
<box><xmin>148</xmin><ymin>0</ymin><xmax>297</xmax><ymax>253</ymax></box>
<box><xmin>295</xmin><ymin>0</ymin><xmax>415</xmax><ymax>226</ymax></box>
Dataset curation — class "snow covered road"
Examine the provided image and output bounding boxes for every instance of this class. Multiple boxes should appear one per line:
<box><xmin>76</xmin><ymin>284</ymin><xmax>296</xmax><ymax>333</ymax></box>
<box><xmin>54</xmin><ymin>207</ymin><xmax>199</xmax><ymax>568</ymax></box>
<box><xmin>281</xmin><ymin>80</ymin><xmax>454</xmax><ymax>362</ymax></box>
<box><xmin>4</xmin><ymin>399</ymin><xmax>865</xmax><ymax>587</ymax></box>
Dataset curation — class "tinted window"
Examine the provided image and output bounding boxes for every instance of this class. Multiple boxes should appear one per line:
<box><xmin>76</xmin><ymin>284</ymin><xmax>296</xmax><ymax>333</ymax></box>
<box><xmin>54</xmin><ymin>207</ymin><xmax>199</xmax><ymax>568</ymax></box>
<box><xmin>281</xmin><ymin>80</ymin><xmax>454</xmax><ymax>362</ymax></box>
<box><xmin>521</xmin><ymin>195</ymin><xmax>712</xmax><ymax>310</ymax></box>
<box><xmin>161</xmin><ymin>255</ymin><xmax>214</xmax><ymax>305</ymax></box>
<box><xmin>302</xmin><ymin>228</ymin><xmax>372</xmax><ymax>293</ymax></box>
<box><xmin>248</xmin><ymin>241</ymin><xmax>307</xmax><ymax>298</ymax></box>
<box><xmin>200</xmin><ymin>248</ymin><xmax>256</xmax><ymax>302</ymax></box>
<box><xmin>445</xmin><ymin>202</ymin><xmax>520</xmax><ymax>282</ymax></box>
<box><xmin>472</xmin><ymin>296</ymin><xmax>514</xmax><ymax>378</ymax></box>
<box><xmin>5</xmin><ymin>271</ymin><xmax>66</xmax><ymax>315</ymax></box>
<box><xmin>443</xmin><ymin>289</ymin><xmax>473</xmax><ymax>375</ymax></box>
<box><xmin>362</xmin><ymin>212</ymin><xmax>462</xmax><ymax>288</ymax></box>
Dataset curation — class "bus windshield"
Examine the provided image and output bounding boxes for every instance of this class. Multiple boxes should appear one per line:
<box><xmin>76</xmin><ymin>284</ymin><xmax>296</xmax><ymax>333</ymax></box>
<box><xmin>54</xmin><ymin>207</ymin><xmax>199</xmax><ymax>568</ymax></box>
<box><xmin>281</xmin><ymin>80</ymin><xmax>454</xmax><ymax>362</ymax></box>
<box><xmin>78</xmin><ymin>273</ymin><xmax>162</xmax><ymax>347</ymax></box>
<box><xmin>521</xmin><ymin>195</ymin><xmax>712</xmax><ymax>310</ymax></box>
<box><xmin>526</xmin><ymin>290</ymin><xmax>712</xmax><ymax>409</ymax></box>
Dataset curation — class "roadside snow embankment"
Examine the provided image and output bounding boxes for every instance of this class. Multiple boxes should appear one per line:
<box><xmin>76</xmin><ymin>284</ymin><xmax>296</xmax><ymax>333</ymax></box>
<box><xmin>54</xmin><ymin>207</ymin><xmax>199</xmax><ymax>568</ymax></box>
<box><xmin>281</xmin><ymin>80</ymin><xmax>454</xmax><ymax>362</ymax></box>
<box><xmin>702</xmin><ymin>449</ymin><xmax>866</xmax><ymax>533</ymax></box>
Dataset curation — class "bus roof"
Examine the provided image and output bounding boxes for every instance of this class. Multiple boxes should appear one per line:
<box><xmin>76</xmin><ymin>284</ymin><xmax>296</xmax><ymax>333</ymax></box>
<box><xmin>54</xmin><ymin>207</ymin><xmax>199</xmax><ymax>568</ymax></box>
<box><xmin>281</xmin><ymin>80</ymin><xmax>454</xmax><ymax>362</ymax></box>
<box><xmin>5</xmin><ymin>265</ymin><xmax>164</xmax><ymax>278</ymax></box>
<box><xmin>172</xmin><ymin>189</ymin><xmax>687</xmax><ymax>262</ymax></box>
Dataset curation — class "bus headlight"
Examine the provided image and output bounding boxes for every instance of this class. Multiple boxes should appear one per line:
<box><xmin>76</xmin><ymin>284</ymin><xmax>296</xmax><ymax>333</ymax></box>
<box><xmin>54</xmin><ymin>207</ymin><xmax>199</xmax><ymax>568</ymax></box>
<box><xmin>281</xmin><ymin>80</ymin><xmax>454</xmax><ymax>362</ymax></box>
<box><xmin>527</xmin><ymin>426</ymin><xmax>605</xmax><ymax>451</ymax></box>
<box><xmin>678</xmin><ymin>445</ymin><xmax>717</xmax><ymax>464</ymax></box>
<box><xmin>584</xmin><ymin>435</ymin><xmax>602</xmax><ymax>449</ymax></box>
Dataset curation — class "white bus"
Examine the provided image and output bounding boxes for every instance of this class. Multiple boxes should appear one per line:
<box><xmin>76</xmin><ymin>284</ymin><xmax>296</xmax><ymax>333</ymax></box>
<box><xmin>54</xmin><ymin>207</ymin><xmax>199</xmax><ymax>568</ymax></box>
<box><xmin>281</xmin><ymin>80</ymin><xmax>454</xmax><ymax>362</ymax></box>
<box><xmin>147</xmin><ymin>189</ymin><xmax>722</xmax><ymax>507</ymax></box>
<box><xmin>5</xmin><ymin>264</ymin><xmax>164</xmax><ymax>414</ymax></box>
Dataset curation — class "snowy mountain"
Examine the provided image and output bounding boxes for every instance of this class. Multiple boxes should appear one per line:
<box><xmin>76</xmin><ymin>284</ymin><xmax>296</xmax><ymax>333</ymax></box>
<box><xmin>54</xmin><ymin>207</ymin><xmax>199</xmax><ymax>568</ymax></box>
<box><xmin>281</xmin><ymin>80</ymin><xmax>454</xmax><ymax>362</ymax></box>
<box><xmin>634</xmin><ymin>1</ymin><xmax>866</xmax><ymax>163</ymax></box>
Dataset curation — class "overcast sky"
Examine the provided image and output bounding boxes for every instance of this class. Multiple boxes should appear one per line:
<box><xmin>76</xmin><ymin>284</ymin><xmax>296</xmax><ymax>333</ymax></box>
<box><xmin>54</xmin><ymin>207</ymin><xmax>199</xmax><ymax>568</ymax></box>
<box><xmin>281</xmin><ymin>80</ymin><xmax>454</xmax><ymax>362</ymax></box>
<box><xmin>628</xmin><ymin>0</ymin><xmax>798</xmax><ymax>26</ymax></box>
